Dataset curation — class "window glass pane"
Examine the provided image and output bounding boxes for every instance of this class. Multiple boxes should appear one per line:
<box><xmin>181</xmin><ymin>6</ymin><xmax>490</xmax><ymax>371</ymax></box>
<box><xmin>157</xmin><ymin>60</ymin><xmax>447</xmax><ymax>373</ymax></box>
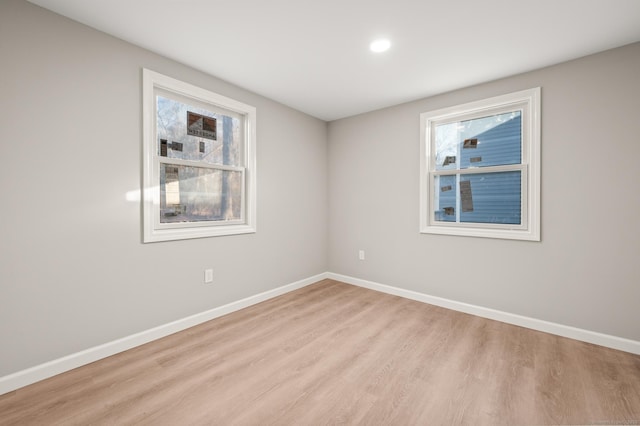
<box><xmin>434</xmin><ymin>121</ymin><xmax>459</xmax><ymax>172</ymax></box>
<box><xmin>434</xmin><ymin>175</ymin><xmax>457</xmax><ymax>222</ymax></box>
<box><xmin>156</xmin><ymin>96</ymin><xmax>242</xmax><ymax>166</ymax></box>
<box><xmin>435</xmin><ymin>111</ymin><xmax>521</xmax><ymax>170</ymax></box>
<box><xmin>459</xmin><ymin>171</ymin><xmax>521</xmax><ymax>224</ymax></box>
<box><xmin>160</xmin><ymin>164</ymin><xmax>242</xmax><ymax>223</ymax></box>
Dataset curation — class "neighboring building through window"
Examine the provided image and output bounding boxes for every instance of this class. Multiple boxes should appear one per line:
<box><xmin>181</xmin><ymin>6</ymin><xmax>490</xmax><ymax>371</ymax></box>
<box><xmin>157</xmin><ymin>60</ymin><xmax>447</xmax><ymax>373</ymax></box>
<box><xmin>420</xmin><ymin>88</ymin><xmax>540</xmax><ymax>241</ymax></box>
<box><xmin>142</xmin><ymin>69</ymin><xmax>256</xmax><ymax>242</ymax></box>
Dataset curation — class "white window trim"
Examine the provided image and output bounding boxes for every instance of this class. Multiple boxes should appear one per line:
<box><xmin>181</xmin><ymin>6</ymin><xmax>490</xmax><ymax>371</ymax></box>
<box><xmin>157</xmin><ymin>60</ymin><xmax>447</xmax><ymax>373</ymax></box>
<box><xmin>142</xmin><ymin>69</ymin><xmax>257</xmax><ymax>243</ymax></box>
<box><xmin>419</xmin><ymin>87</ymin><xmax>541</xmax><ymax>241</ymax></box>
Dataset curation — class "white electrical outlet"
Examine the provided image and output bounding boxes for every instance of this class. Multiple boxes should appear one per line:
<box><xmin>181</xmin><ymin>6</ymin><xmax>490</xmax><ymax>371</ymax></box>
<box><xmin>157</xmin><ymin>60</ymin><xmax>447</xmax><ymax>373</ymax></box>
<box><xmin>204</xmin><ymin>269</ymin><xmax>213</xmax><ymax>283</ymax></box>
<box><xmin>358</xmin><ymin>250</ymin><xmax>365</xmax><ymax>261</ymax></box>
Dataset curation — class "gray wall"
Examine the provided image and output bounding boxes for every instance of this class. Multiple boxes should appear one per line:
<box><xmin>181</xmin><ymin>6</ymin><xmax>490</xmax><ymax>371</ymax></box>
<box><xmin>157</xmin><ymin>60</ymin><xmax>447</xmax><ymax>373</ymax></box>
<box><xmin>328</xmin><ymin>42</ymin><xmax>640</xmax><ymax>342</ymax></box>
<box><xmin>2</xmin><ymin>0</ymin><xmax>639</xmax><ymax>381</ymax></box>
<box><xmin>0</xmin><ymin>0</ymin><xmax>328</xmax><ymax>376</ymax></box>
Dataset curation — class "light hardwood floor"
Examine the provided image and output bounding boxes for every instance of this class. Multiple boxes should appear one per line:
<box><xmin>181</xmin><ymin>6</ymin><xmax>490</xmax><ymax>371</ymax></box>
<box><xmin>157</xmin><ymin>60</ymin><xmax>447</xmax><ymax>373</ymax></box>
<box><xmin>1</xmin><ymin>279</ymin><xmax>639</xmax><ymax>425</ymax></box>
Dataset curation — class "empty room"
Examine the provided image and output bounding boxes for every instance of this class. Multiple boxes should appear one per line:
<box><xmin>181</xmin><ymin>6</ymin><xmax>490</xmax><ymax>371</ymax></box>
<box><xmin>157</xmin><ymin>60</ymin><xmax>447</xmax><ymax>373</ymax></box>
<box><xmin>1</xmin><ymin>0</ymin><xmax>639</xmax><ymax>424</ymax></box>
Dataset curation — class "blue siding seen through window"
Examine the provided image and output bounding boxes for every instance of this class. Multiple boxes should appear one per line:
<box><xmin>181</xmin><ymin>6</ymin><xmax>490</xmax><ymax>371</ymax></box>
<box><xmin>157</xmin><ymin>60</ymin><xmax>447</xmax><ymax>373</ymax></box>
<box><xmin>459</xmin><ymin>113</ymin><xmax>521</xmax><ymax>169</ymax></box>
<box><xmin>434</xmin><ymin>112</ymin><xmax>522</xmax><ymax>225</ymax></box>
<box><xmin>435</xmin><ymin>175</ymin><xmax>456</xmax><ymax>222</ymax></box>
<box><xmin>460</xmin><ymin>171</ymin><xmax>521</xmax><ymax>224</ymax></box>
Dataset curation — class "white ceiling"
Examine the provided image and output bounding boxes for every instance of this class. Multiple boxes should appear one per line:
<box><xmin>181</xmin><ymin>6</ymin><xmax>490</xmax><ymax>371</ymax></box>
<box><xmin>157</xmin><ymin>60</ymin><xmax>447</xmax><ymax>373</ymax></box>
<box><xmin>28</xmin><ymin>0</ymin><xmax>640</xmax><ymax>121</ymax></box>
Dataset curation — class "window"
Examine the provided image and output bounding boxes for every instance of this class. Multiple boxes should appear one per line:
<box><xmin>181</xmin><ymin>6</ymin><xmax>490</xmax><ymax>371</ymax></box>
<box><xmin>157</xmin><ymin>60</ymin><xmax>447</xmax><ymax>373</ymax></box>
<box><xmin>142</xmin><ymin>69</ymin><xmax>256</xmax><ymax>242</ymax></box>
<box><xmin>420</xmin><ymin>88</ymin><xmax>540</xmax><ymax>241</ymax></box>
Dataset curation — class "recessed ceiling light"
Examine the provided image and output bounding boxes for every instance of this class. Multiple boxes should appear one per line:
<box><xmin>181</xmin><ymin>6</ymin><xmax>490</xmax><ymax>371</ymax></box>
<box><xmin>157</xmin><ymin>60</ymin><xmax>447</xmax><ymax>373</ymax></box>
<box><xmin>369</xmin><ymin>38</ymin><xmax>391</xmax><ymax>53</ymax></box>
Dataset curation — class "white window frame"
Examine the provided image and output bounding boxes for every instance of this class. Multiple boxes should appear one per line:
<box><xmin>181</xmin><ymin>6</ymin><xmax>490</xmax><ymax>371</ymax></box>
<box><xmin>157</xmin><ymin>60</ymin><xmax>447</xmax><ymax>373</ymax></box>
<box><xmin>419</xmin><ymin>88</ymin><xmax>540</xmax><ymax>241</ymax></box>
<box><xmin>142</xmin><ymin>69</ymin><xmax>257</xmax><ymax>243</ymax></box>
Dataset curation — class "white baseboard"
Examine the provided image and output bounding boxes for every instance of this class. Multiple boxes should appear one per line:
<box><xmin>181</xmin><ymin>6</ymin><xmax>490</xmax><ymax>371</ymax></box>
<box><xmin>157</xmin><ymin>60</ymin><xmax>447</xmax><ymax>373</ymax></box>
<box><xmin>0</xmin><ymin>272</ymin><xmax>328</xmax><ymax>396</ymax></box>
<box><xmin>3</xmin><ymin>270</ymin><xmax>638</xmax><ymax>396</ymax></box>
<box><xmin>327</xmin><ymin>272</ymin><xmax>640</xmax><ymax>356</ymax></box>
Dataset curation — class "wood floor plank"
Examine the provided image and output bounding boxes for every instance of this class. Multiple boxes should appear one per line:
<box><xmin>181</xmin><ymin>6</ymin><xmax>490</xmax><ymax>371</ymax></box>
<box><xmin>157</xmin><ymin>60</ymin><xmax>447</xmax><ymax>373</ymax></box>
<box><xmin>1</xmin><ymin>279</ymin><xmax>639</xmax><ymax>425</ymax></box>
